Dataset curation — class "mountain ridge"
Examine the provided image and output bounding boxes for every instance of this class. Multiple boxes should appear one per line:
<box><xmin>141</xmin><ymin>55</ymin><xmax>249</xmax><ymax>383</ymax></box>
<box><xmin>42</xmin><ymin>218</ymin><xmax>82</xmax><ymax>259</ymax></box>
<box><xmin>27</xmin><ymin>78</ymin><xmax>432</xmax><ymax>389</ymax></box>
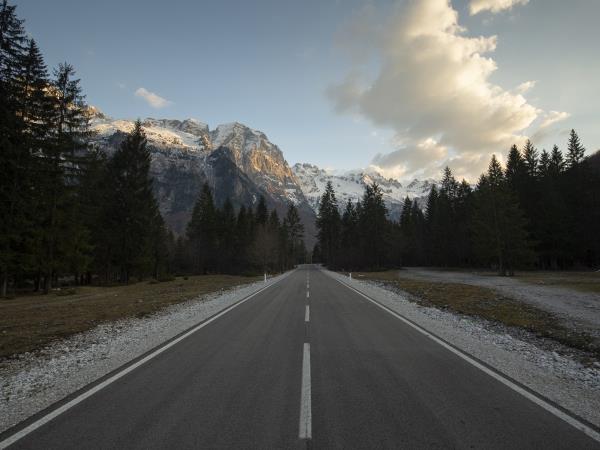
<box><xmin>88</xmin><ymin>109</ymin><xmax>435</xmax><ymax>243</ymax></box>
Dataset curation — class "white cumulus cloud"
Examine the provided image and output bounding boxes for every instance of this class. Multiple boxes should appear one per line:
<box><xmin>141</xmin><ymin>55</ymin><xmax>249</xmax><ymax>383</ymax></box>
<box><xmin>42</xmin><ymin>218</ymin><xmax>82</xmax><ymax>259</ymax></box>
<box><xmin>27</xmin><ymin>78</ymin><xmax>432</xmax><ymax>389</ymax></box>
<box><xmin>134</xmin><ymin>87</ymin><xmax>172</xmax><ymax>109</ymax></box>
<box><xmin>328</xmin><ymin>0</ymin><xmax>562</xmax><ymax>181</ymax></box>
<box><xmin>470</xmin><ymin>0</ymin><xmax>529</xmax><ymax>15</ymax></box>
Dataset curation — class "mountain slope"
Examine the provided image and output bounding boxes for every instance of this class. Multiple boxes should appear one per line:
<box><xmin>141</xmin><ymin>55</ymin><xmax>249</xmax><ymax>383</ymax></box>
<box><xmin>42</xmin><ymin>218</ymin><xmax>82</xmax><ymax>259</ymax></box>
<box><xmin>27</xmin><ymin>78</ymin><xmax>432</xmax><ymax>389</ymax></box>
<box><xmin>89</xmin><ymin>112</ymin><xmax>316</xmax><ymax>243</ymax></box>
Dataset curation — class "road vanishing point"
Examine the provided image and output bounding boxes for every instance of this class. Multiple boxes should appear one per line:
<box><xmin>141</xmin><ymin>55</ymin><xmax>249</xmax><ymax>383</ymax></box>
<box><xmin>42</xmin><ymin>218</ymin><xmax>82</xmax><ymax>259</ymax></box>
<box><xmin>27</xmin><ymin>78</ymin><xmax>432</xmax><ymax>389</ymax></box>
<box><xmin>1</xmin><ymin>265</ymin><xmax>599</xmax><ymax>449</ymax></box>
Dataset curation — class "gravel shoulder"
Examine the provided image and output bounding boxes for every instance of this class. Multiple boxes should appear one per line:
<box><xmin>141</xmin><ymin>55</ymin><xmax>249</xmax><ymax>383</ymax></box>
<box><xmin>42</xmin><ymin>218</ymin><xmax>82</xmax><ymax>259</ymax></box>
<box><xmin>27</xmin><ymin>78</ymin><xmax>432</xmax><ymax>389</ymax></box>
<box><xmin>396</xmin><ymin>268</ymin><xmax>600</xmax><ymax>336</ymax></box>
<box><xmin>327</xmin><ymin>270</ymin><xmax>600</xmax><ymax>427</ymax></box>
<box><xmin>0</xmin><ymin>274</ymin><xmax>287</xmax><ymax>434</ymax></box>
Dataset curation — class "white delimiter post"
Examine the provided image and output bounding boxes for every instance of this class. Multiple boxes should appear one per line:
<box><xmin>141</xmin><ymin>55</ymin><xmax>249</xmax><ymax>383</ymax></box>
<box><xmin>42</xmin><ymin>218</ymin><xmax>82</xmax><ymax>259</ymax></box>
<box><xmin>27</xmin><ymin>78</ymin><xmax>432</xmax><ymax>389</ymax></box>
<box><xmin>264</xmin><ymin>273</ymin><xmax>267</xmax><ymax>283</ymax></box>
<box><xmin>349</xmin><ymin>272</ymin><xmax>352</xmax><ymax>279</ymax></box>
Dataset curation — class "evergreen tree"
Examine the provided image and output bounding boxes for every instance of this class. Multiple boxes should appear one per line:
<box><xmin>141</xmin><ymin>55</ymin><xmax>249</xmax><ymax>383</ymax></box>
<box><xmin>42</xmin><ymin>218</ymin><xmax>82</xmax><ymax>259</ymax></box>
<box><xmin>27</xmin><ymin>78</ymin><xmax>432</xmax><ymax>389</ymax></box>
<box><xmin>340</xmin><ymin>199</ymin><xmax>359</xmax><ymax>269</ymax></box>
<box><xmin>284</xmin><ymin>203</ymin><xmax>304</xmax><ymax>265</ymax></box>
<box><xmin>216</xmin><ymin>198</ymin><xmax>236</xmax><ymax>272</ymax></box>
<box><xmin>358</xmin><ymin>183</ymin><xmax>388</xmax><ymax>269</ymax></box>
<box><xmin>399</xmin><ymin>197</ymin><xmax>416</xmax><ymax>265</ymax></box>
<box><xmin>566</xmin><ymin>129</ymin><xmax>585</xmax><ymax>168</ymax></box>
<box><xmin>36</xmin><ymin>62</ymin><xmax>90</xmax><ymax>292</ymax></box>
<box><xmin>538</xmin><ymin>149</ymin><xmax>550</xmax><ymax>178</ymax></box>
<box><xmin>187</xmin><ymin>182</ymin><xmax>218</xmax><ymax>274</ymax></box>
<box><xmin>104</xmin><ymin>121</ymin><xmax>163</xmax><ymax>282</ymax></box>
<box><xmin>454</xmin><ymin>179</ymin><xmax>473</xmax><ymax>266</ymax></box>
<box><xmin>424</xmin><ymin>185</ymin><xmax>440</xmax><ymax>265</ymax></box>
<box><xmin>234</xmin><ymin>205</ymin><xmax>252</xmax><ymax>270</ymax></box>
<box><xmin>251</xmin><ymin>207</ymin><xmax>279</xmax><ymax>272</ymax></box>
<box><xmin>471</xmin><ymin>155</ymin><xmax>533</xmax><ymax>275</ymax></box>
<box><xmin>522</xmin><ymin>140</ymin><xmax>538</xmax><ymax>178</ymax></box>
<box><xmin>549</xmin><ymin>145</ymin><xmax>565</xmax><ymax>176</ymax></box>
<box><xmin>316</xmin><ymin>181</ymin><xmax>341</xmax><ymax>267</ymax></box>
<box><xmin>0</xmin><ymin>1</ymin><xmax>29</xmax><ymax>295</ymax></box>
<box><xmin>255</xmin><ymin>195</ymin><xmax>268</xmax><ymax>225</ymax></box>
<box><xmin>505</xmin><ymin>144</ymin><xmax>525</xmax><ymax>188</ymax></box>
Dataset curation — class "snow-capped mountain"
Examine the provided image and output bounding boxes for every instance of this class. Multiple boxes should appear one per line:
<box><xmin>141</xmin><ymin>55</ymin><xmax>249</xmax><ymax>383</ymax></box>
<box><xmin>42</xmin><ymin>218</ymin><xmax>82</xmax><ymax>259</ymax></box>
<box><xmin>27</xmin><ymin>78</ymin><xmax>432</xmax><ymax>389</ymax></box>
<box><xmin>88</xmin><ymin>108</ymin><xmax>435</xmax><ymax>241</ymax></box>
<box><xmin>89</xmin><ymin>110</ymin><xmax>315</xmax><ymax>240</ymax></box>
<box><xmin>292</xmin><ymin>163</ymin><xmax>435</xmax><ymax>219</ymax></box>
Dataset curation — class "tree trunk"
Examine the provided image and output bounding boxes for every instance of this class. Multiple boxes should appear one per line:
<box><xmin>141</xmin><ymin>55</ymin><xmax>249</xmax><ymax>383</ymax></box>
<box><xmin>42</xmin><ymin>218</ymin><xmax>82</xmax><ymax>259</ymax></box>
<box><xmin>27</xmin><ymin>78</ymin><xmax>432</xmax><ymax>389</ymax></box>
<box><xmin>43</xmin><ymin>274</ymin><xmax>51</xmax><ymax>294</ymax></box>
<box><xmin>1</xmin><ymin>272</ymin><xmax>7</xmax><ymax>298</ymax></box>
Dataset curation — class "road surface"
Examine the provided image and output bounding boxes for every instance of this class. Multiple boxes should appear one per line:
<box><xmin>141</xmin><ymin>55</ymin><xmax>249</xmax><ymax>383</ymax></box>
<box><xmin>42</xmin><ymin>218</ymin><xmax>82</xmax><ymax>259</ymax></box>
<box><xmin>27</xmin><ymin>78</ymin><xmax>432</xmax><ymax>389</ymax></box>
<box><xmin>2</xmin><ymin>265</ymin><xmax>598</xmax><ymax>449</ymax></box>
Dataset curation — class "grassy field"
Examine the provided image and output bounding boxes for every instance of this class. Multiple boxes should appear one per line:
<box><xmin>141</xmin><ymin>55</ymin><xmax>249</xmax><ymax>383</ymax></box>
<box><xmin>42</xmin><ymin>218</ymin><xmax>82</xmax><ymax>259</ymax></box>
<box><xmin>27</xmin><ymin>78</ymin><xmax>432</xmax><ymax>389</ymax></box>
<box><xmin>0</xmin><ymin>274</ymin><xmax>261</xmax><ymax>359</ymax></box>
<box><xmin>355</xmin><ymin>271</ymin><xmax>599</xmax><ymax>357</ymax></box>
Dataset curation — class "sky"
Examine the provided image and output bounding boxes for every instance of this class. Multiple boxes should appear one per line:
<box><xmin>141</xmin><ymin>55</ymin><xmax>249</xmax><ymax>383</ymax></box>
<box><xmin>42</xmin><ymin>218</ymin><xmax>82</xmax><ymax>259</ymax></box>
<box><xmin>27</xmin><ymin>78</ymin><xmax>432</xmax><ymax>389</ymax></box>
<box><xmin>15</xmin><ymin>0</ymin><xmax>600</xmax><ymax>181</ymax></box>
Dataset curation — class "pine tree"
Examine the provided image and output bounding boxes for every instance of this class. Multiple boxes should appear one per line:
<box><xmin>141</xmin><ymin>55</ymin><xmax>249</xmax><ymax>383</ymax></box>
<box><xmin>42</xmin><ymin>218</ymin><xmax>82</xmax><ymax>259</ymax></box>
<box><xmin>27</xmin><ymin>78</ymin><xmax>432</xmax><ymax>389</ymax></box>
<box><xmin>471</xmin><ymin>155</ymin><xmax>533</xmax><ymax>275</ymax></box>
<box><xmin>251</xmin><ymin>206</ymin><xmax>278</xmax><ymax>272</ymax></box>
<box><xmin>0</xmin><ymin>0</ymin><xmax>28</xmax><ymax>295</ymax></box>
<box><xmin>549</xmin><ymin>145</ymin><xmax>565</xmax><ymax>177</ymax></box>
<box><xmin>216</xmin><ymin>198</ymin><xmax>236</xmax><ymax>272</ymax></box>
<box><xmin>0</xmin><ymin>1</ymin><xmax>26</xmax><ymax>84</ymax></box>
<box><xmin>34</xmin><ymin>62</ymin><xmax>90</xmax><ymax>292</ymax></box>
<box><xmin>505</xmin><ymin>144</ymin><xmax>525</xmax><ymax>188</ymax></box>
<box><xmin>399</xmin><ymin>197</ymin><xmax>415</xmax><ymax>265</ymax></box>
<box><xmin>255</xmin><ymin>195</ymin><xmax>268</xmax><ymax>225</ymax></box>
<box><xmin>340</xmin><ymin>199</ymin><xmax>359</xmax><ymax>269</ymax></box>
<box><xmin>358</xmin><ymin>183</ymin><xmax>388</xmax><ymax>269</ymax></box>
<box><xmin>424</xmin><ymin>185</ymin><xmax>439</xmax><ymax>265</ymax></box>
<box><xmin>316</xmin><ymin>181</ymin><xmax>341</xmax><ymax>267</ymax></box>
<box><xmin>566</xmin><ymin>129</ymin><xmax>585</xmax><ymax>168</ymax></box>
<box><xmin>104</xmin><ymin>120</ymin><xmax>162</xmax><ymax>282</ymax></box>
<box><xmin>522</xmin><ymin>140</ymin><xmax>538</xmax><ymax>178</ymax></box>
<box><xmin>538</xmin><ymin>149</ymin><xmax>550</xmax><ymax>178</ymax></box>
<box><xmin>234</xmin><ymin>205</ymin><xmax>252</xmax><ymax>270</ymax></box>
<box><xmin>187</xmin><ymin>182</ymin><xmax>218</xmax><ymax>274</ymax></box>
<box><xmin>284</xmin><ymin>203</ymin><xmax>304</xmax><ymax>265</ymax></box>
<box><xmin>455</xmin><ymin>180</ymin><xmax>473</xmax><ymax>266</ymax></box>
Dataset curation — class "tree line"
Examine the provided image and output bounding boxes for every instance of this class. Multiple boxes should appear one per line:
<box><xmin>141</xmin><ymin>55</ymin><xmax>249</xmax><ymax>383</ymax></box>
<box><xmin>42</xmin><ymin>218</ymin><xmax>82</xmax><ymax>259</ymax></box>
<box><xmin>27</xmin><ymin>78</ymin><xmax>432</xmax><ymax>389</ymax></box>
<box><xmin>0</xmin><ymin>1</ymin><xmax>304</xmax><ymax>296</ymax></box>
<box><xmin>314</xmin><ymin>131</ymin><xmax>600</xmax><ymax>275</ymax></box>
<box><xmin>175</xmin><ymin>185</ymin><xmax>306</xmax><ymax>275</ymax></box>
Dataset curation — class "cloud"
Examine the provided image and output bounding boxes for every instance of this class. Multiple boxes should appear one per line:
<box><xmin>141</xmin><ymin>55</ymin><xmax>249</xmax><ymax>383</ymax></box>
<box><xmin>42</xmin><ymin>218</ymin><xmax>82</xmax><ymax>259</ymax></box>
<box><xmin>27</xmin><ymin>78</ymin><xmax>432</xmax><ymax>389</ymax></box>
<box><xmin>134</xmin><ymin>87</ymin><xmax>172</xmax><ymax>109</ymax></box>
<box><xmin>328</xmin><ymin>0</ymin><xmax>561</xmax><ymax>181</ymax></box>
<box><xmin>531</xmin><ymin>110</ymin><xmax>571</xmax><ymax>143</ymax></box>
<box><xmin>515</xmin><ymin>80</ymin><xmax>536</xmax><ymax>94</ymax></box>
<box><xmin>371</xmin><ymin>138</ymin><xmax>448</xmax><ymax>179</ymax></box>
<box><xmin>470</xmin><ymin>0</ymin><xmax>529</xmax><ymax>15</ymax></box>
<box><xmin>539</xmin><ymin>110</ymin><xmax>570</xmax><ymax>129</ymax></box>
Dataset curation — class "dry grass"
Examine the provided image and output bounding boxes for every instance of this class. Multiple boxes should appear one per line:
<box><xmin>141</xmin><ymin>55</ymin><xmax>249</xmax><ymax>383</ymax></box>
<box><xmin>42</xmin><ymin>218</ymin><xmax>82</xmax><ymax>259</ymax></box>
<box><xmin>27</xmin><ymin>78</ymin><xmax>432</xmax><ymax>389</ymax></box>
<box><xmin>515</xmin><ymin>271</ymin><xmax>600</xmax><ymax>294</ymax></box>
<box><xmin>0</xmin><ymin>275</ymin><xmax>260</xmax><ymax>359</ymax></box>
<box><xmin>355</xmin><ymin>271</ymin><xmax>599</xmax><ymax>356</ymax></box>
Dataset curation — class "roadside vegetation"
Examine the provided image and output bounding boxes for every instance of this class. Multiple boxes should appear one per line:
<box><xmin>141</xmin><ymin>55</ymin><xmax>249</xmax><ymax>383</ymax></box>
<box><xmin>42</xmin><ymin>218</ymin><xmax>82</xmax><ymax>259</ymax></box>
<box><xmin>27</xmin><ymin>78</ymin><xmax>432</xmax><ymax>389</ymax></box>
<box><xmin>0</xmin><ymin>274</ymin><xmax>260</xmax><ymax>359</ymax></box>
<box><xmin>355</xmin><ymin>271</ymin><xmax>599</xmax><ymax>358</ymax></box>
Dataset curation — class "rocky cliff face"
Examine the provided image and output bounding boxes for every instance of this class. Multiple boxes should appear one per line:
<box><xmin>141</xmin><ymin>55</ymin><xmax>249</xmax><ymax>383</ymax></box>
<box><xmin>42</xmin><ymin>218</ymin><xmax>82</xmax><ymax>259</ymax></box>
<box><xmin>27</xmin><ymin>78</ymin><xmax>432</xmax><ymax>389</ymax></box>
<box><xmin>89</xmin><ymin>113</ymin><xmax>317</xmax><ymax>244</ymax></box>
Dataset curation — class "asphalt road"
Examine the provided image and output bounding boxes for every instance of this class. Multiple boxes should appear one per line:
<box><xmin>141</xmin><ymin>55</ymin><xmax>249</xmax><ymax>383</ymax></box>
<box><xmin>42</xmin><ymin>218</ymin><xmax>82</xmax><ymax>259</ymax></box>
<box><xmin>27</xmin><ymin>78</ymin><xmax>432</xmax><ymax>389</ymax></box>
<box><xmin>3</xmin><ymin>265</ymin><xmax>599</xmax><ymax>449</ymax></box>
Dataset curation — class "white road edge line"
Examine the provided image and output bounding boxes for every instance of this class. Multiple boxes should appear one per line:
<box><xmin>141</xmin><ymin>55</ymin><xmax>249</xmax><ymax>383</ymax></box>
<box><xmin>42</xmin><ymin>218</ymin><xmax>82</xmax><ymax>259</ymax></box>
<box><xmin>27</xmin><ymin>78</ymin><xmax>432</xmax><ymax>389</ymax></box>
<box><xmin>305</xmin><ymin>305</ymin><xmax>310</xmax><ymax>322</ymax></box>
<box><xmin>299</xmin><ymin>343</ymin><xmax>312</xmax><ymax>440</ymax></box>
<box><xmin>332</xmin><ymin>275</ymin><xmax>600</xmax><ymax>444</ymax></box>
<box><xmin>0</xmin><ymin>272</ymin><xmax>291</xmax><ymax>450</ymax></box>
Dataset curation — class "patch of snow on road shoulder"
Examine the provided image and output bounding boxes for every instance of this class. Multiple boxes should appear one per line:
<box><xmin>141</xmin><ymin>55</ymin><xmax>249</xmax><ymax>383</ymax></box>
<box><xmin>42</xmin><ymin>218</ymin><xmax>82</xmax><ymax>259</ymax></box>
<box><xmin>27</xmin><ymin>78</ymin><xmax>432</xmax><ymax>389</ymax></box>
<box><xmin>0</xmin><ymin>274</ymin><xmax>287</xmax><ymax>433</ymax></box>
<box><xmin>327</xmin><ymin>271</ymin><xmax>600</xmax><ymax>427</ymax></box>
